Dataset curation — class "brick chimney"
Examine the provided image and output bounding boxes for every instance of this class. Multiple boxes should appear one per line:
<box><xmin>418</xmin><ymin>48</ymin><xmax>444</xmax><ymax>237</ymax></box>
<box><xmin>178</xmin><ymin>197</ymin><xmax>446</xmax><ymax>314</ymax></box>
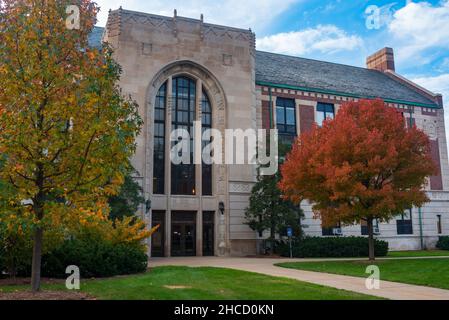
<box><xmin>366</xmin><ymin>47</ymin><xmax>395</xmax><ymax>72</ymax></box>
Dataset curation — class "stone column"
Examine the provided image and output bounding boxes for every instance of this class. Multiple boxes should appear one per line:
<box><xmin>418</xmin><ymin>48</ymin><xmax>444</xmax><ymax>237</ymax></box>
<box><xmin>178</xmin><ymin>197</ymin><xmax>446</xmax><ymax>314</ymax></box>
<box><xmin>164</xmin><ymin>76</ymin><xmax>173</xmax><ymax>257</ymax></box>
<box><xmin>195</xmin><ymin>78</ymin><xmax>203</xmax><ymax>256</ymax></box>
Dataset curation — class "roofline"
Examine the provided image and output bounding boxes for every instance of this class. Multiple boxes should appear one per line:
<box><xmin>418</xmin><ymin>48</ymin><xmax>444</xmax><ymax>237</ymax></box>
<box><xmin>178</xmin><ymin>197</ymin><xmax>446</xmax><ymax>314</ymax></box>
<box><xmin>256</xmin><ymin>81</ymin><xmax>441</xmax><ymax>109</ymax></box>
<box><xmin>109</xmin><ymin>8</ymin><xmax>253</xmax><ymax>34</ymax></box>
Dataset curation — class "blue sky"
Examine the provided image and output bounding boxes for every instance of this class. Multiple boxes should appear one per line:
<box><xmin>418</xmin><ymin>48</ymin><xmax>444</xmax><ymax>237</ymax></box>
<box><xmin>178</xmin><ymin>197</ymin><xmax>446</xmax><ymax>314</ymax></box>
<box><xmin>95</xmin><ymin>0</ymin><xmax>449</xmax><ymax>113</ymax></box>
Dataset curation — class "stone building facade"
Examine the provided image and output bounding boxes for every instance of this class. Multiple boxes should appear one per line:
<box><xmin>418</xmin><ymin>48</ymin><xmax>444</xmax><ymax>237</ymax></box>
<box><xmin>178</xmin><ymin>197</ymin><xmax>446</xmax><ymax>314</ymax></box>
<box><xmin>92</xmin><ymin>8</ymin><xmax>449</xmax><ymax>256</ymax></box>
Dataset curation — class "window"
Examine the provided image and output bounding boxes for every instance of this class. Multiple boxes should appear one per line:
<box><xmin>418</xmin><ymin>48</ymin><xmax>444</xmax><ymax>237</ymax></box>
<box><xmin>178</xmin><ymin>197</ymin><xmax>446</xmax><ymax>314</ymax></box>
<box><xmin>171</xmin><ymin>77</ymin><xmax>196</xmax><ymax>195</ymax></box>
<box><xmin>361</xmin><ymin>219</ymin><xmax>379</xmax><ymax>235</ymax></box>
<box><xmin>437</xmin><ymin>215</ymin><xmax>442</xmax><ymax>234</ymax></box>
<box><xmin>276</xmin><ymin>98</ymin><xmax>296</xmax><ymax>145</ymax></box>
<box><xmin>397</xmin><ymin>209</ymin><xmax>413</xmax><ymax>235</ymax></box>
<box><xmin>322</xmin><ymin>221</ymin><xmax>341</xmax><ymax>236</ymax></box>
<box><xmin>153</xmin><ymin>83</ymin><xmax>166</xmax><ymax>194</ymax></box>
<box><xmin>316</xmin><ymin>103</ymin><xmax>334</xmax><ymax>126</ymax></box>
<box><xmin>202</xmin><ymin>91</ymin><xmax>213</xmax><ymax>196</ymax></box>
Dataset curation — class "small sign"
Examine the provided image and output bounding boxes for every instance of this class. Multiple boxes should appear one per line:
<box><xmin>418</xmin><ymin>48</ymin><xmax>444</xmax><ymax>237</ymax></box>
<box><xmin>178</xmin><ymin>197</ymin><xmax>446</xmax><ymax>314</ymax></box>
<box><xmin>287</xmin><ymin>227</ymin><xmax>293</xmax><ymax>237</ymax></box>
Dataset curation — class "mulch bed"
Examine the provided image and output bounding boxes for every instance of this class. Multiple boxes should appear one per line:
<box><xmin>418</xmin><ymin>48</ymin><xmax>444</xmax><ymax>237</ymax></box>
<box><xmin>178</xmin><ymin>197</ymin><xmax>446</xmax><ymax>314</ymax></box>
<box><xmin>0</xmin><ymin>290</ymin><xmax>95</xmax><ymax>300</ymax></box>
<box><xmin>0</xmin><ymin>277</ymin><xmax>95</xmax><ymax>300</ymax></box>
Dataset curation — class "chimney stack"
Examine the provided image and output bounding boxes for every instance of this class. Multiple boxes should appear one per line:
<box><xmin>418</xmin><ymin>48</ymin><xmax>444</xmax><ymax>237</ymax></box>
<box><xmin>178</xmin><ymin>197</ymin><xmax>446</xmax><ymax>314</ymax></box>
<box><xmin>366</xmin><ymin>47</ymin><xmax>395</xmax><ymax>72</ymax></box>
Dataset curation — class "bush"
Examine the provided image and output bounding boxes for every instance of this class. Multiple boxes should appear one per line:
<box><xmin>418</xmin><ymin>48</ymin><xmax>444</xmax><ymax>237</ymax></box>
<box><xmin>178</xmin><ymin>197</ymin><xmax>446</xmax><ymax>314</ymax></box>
<box><xmin>41</xmin><ymin>236</ymin><xmax>148</xmax><ymax>278</ymax></box>
<box><xmin>436</xmin><ymin>236</ymin><xmax>449</xmax><ymax>250</ymax></box>
<box><xmin>277</xmin><ymin>236</ymin><xmax>389</xmax><ymax>258</ymax></box>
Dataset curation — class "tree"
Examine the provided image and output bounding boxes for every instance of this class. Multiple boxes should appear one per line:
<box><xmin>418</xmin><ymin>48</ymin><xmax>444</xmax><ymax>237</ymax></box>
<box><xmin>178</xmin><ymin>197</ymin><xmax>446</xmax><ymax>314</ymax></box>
<box><xmin>246</xmin><ymin>141</ymin><xmax>304</xmax><ymax>254</ymax></box>
<box><xmin>279</xmin><ymin>99</ymin><xmax>436</xmax><ymax>260</ymax></box>
<box><xmin>108</xmin><ymin>168</ymin><xmax>145</xmax><ymax>222</ymax></box>
<box><xmin>0</xmin><ymin>0</ymin><xmax>142</xmax><ymax>291</ymax></box>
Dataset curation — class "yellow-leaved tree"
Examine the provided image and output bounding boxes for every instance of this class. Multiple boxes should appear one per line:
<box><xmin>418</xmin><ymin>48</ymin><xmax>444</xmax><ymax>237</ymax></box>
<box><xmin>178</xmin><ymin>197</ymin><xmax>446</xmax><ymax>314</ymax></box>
<box><xmin>0</xmin><ymin>0</ymin><xmax>143</xmax><ymax>291</ymax></box>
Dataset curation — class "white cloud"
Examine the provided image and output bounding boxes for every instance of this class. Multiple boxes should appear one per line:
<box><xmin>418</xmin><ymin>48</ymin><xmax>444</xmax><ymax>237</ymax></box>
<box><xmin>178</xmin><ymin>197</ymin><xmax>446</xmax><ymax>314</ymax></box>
<box><xmin>257</xmin><ymin>25</ymin><xmax>363</xmax><ymax>56</ymax></box>
<box><xmin>388</xmin><ymin>1</ymin><xmax>449</xmax><ymax>61</ymax></box>
<box><xmin>412</xmin><ymin>74</ymin><xmax>449</xmax><ymax>144</ymax></box>
<box><xmin>412</xmin><ymin>74</ymin><xmax>449</xmax><ymax>107</ymax></box>
<box><xmin>94</xmin><ymin>0</ymin><xmax>299</xmax><ymax>33</ymax></box>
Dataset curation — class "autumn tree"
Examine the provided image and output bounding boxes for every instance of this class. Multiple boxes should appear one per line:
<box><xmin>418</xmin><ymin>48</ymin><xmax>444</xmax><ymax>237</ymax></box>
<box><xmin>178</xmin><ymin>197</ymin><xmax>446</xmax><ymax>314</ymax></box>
<box><xmin>0</xmin><ymin>0</ymin><xmax>142</xmax><ymax>291</ymax></box>
<box><xmin>279</xmin><ymin>99</ymin><xmax>436</xmax><ymax>260</ymax></box>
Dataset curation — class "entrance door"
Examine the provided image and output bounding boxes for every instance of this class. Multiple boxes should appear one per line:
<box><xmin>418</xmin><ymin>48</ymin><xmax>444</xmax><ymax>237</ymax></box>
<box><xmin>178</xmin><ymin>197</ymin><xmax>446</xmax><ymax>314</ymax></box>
<box><xmin>203</xmin><ymin>211</ymin><xmax>215</xmax><ymax>256</ymax></box>
<box><xmin>151</xmin><ymin>211</ymin><xmax>165</xmax><ymax>257</ymax></box>
<box><xmin>171</xmin><ymin>211</ymin><xmax>196</xmax><ymax>256</ymax></box>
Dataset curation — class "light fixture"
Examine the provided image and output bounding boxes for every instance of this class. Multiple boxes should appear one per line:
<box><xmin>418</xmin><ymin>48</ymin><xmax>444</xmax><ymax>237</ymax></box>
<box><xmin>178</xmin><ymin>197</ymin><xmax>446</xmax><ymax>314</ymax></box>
<box><xmin>145</xmin><ymin>199</ymin><xmax>152</xmax><ymax>213</ymax></box>
<box><xmin>219</xmin><ymin>201</ymin><xmax>225</xmax><ymax>215</ymax></box>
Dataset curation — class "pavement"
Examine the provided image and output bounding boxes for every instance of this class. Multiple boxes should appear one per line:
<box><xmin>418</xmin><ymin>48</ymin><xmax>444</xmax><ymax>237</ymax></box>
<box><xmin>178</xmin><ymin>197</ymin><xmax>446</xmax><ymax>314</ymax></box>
<box><xmin>149</xmin><ymin>256</ymin><xmax>449</xmax><ymax>300</ymax></box>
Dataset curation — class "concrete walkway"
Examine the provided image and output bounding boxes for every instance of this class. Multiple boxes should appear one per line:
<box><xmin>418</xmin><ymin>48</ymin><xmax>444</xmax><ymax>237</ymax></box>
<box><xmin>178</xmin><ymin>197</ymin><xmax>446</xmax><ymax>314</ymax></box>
<box><xmin>149</xmin><ymin>257</ymin><xmax>449</xmax><ymax>300</ymax></box>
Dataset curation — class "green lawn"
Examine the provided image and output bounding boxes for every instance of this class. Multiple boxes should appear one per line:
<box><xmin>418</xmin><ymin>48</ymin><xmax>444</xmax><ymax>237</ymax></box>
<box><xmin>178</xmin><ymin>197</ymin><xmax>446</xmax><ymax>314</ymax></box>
<box><xmin>0</xmin><ymin>266</ymin><xmax>379</xmax><ymax>300</ymax></box>
<box><xmin>387</xmin><ymin>250</ymin><xmax>449</xmax><ymax>258</ymax></box>
<box><xmin>277</xmin><ymin>258</ymin><xmax>449</xmax><ymax>290</ymax></box>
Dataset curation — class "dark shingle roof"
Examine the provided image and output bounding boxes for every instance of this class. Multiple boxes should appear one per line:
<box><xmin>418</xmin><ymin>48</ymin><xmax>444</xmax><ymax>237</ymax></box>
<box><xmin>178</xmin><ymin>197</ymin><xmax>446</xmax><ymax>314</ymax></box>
<box><xmin>88</xmin><ymin>27</ymin><xmax>436</xmax><ymax>107</ymax></box>
<box><xmin>256</xmin><ymin>51</ymin><xmax>437</xmax><ymax>107</ymax></box>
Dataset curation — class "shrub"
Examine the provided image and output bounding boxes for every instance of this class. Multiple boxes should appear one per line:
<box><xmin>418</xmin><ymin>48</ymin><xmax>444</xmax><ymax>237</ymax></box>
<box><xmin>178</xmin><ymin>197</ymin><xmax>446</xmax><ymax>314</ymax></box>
<box><xmin>436</xmin><ymin>236</ymin><xmax>449</xmax><ymax>250</ymax></box>
<box><xmin>42</xmin><ymin>235</ymin><xmax>148</xmax><ymax>278</ymax></box>
<box><xmin>277</xmin><ymin>236</ymin><xmax>389</xmax><ymax>258</ymax></box>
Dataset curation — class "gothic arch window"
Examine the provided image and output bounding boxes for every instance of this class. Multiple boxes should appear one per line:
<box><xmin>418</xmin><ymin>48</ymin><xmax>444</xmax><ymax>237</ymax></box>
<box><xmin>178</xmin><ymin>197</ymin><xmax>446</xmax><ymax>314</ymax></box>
<box><xmin>171</xmin><ymin>76</ymin><xmax>197</xmax><ymax>195</ymax></box>
<box><xmin>153</xmin><ymin>82</ymin><xmax>166</xmax><ymax>194</ymax></box>
<box><xmin>202</xmin><ymin>90</ymin><xmax>213</xmax><ymax>196</ymax></box>
<box><xmin>152</xmin><ymin>74</ymin><xmax>216</xmax><ymax>196</ymax></box>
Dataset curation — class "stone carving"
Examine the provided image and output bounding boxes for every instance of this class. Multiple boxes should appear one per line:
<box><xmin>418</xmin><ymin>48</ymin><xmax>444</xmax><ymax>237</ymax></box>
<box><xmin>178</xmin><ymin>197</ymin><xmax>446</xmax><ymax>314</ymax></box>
<box><xmin>229</xmin><ymin>182</ymin><xmax>253</xmax><ymax>193</ymax></box>
<box><xmin>423</xmin><ymin>121</ymin><xmax>438</xmax><ymax>140</ymax></box>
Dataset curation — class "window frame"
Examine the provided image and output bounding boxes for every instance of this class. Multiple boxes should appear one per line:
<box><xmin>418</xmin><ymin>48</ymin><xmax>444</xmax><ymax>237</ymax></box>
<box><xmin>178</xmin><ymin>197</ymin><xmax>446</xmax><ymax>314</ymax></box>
<box><xmin>316</xmin><ymin>102</ymin><xmax>335</xmax><ymax>126</ymax></box>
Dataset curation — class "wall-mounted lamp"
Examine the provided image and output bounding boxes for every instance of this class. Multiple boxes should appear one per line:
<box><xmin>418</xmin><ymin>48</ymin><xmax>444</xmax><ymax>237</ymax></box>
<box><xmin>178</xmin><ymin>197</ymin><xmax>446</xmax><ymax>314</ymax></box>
<box><xmin>219</xmin><ymin>201</ymin><xmax>225</xmax><ymax>215</ymax></box>
<box><xmin>145</xmin><ymin>199</ymin><xmax>152</xmax><ymax>214</ymax></box>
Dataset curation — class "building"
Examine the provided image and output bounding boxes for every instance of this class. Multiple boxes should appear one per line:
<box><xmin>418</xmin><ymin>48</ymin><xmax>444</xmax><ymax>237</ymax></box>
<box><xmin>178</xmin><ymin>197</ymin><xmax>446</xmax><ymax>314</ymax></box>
<box><xmin>90</xmin><ymin>8</ymin><xmax>449</xmax><ymax>256</ymax></box>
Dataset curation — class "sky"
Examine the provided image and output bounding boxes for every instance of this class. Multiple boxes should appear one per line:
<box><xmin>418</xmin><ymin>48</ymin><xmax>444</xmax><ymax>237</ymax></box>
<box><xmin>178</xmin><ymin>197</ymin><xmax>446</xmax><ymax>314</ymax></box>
<box><xmin>95</xmin><ymin>0</ymin><xmax>449</xmax><ymax>136</ymax></box>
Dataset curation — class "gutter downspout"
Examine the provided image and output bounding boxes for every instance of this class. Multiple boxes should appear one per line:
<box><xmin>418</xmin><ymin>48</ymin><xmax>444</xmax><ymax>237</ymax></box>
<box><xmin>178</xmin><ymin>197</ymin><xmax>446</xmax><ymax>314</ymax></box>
<box><xmin>418</xmin><ymin>207</ymin><xmax>424</xmax><ymax>250</ymax></box>
<box><xmin>269</xmin><ymin>87</ymin><xmax>273</xmax><ymax>129</ymax></box>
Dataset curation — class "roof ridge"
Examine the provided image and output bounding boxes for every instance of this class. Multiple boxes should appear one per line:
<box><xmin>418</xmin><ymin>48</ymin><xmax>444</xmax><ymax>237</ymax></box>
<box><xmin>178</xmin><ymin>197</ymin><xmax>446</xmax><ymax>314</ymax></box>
<box><xmin>256</xmin><ymin>50</ymin><xmax>373</xmax><ymax>73</ymax></box>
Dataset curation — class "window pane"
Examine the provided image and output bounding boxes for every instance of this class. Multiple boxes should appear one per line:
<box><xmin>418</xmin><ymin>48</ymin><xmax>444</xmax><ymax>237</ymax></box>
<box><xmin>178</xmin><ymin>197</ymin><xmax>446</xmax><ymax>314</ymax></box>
<box><xmin>286</xmin><ymin>108</ymin><xmax>295</xmax><ymax>125</ymax></box>
<box><xmin>317</xmin><ymin>111</ymin><xmax>325</xmax><ymax>126</ymax></box>
<box><xmin>276</xmin><ymin>106</ymin><xmax>285</xmax><ymax>124</ymax></box>
<box><xmin>172</xmin><ymin>76</ymin><xmax>196</xmax><ymax>195</ymax></box>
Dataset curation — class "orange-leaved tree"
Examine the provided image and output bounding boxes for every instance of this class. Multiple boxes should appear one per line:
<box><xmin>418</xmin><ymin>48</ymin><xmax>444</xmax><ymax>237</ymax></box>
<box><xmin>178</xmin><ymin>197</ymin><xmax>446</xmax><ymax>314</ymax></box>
<box><xmin>279</xmin><ymin>99</ymin><xmax>436</xmax><ymax>260</ymax></box>
<box><xmin>0</xmin><ymin>0</ymin><xmax>142</xmax><ymax>291</ymax></box>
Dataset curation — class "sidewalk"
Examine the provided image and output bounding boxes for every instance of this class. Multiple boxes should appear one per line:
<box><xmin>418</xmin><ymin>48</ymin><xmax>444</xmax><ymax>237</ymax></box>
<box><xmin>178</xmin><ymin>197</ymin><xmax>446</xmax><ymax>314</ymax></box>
<box><xmin>149</xmin><ymin>257</ymin><xmax>449</xmax><ymax>300</ymax></box>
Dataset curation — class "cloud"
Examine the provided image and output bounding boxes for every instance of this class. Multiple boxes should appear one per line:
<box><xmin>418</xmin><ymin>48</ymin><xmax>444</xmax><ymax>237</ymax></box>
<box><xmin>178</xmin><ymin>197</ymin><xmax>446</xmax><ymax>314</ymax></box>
<box><xmin>388</xmin><ymin>1</ymin><xmax>449</xmax><ymax>61</ymax></box>
<box><xmin>94</xmin><ymin>0</ymin><xmax>299</xmax><ymax>33</ymax></box>
<box><xmin>257</xmin><ymin>25</ymin><xmax>363</xmax><ymax>56</ymax></box>
<box><xmin>412</xmin><ymin>73</ymin><xmax>449</xmax><ymax>146</ymax></box>
<box><xmin>411</xmin><ymin>74</ymin><xmax>449</xmax><ymax>107</ymax></box>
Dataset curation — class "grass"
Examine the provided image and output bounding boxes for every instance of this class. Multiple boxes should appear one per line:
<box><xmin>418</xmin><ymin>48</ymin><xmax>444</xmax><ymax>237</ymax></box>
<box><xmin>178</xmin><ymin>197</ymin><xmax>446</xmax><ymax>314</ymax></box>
<box><xmin>0</xmin><ymin>266</ymin><xmax>380</xmax><ymax>300</ymax></box>
<box><xmin>387</xmin><ymin>250</ymin><xmax>449</xmax><ymax>258</ymax></box>
<box><xmin>277</xmin><ymin>258</ymin><xmax>449</xmax><ymax>290</ymax></box>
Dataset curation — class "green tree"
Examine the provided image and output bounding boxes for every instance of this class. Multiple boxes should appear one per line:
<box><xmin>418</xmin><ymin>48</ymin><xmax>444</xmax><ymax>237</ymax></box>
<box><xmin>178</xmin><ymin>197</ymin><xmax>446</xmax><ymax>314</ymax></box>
<box><xmin>0</xmin><ymin>0</ymin><xmax>142</xmax><ymax>291</ymax></box>
<box><xmin>245</xmin><ymin>170</ymin><xmax>304</xmax><ymax>250</ymax></box>
<box><xmin>108</xmin><ymin>169</ymin><xmax>145</xmax><ymax>221</ymax></box>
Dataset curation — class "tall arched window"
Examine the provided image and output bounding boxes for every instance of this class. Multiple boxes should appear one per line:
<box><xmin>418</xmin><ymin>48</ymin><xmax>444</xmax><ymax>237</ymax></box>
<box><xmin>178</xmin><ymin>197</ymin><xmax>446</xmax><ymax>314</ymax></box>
<box><xmin>202</xmin><ymin>91</ymin><xmax>213</xmax><ymax>196</ymax></box>
<box><xmin>171</xmin><ymin>76</ymin><xmax>196</xmax><ymax>195</ymax></box>
<box><xmin>153</xmin><ymin>82</ymin><xmax>166</xmax><ymax>194</ymax></box>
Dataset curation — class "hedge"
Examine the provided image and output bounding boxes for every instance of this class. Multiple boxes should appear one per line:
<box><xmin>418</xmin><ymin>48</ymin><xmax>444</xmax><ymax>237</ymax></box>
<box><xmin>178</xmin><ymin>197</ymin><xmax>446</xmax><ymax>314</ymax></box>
<box><xmin>0</xmin><ymin>235</ymin><xmax>148</xmax><ymax>279</ymax></box>
<box><xmin>277</xmin><ymin>236</ymin><xmax>389</xmax><ymax>258</ymax></box>
<box><xmin>436</xmin><ymin>236</ymin><xmax>449</xmax><ymax>250</ymax></box>
<box><xmin>41</xmin><ymin>237</ymin><xmax>148</xmax><ymax>278</ymax></box>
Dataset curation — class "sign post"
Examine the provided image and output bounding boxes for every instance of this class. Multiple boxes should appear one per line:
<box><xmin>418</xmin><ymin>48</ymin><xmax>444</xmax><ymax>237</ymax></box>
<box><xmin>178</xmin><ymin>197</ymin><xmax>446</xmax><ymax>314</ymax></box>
<box><xmin>287</xmin><ymin>227</ymin><xmax>293</xmax><ymax>258</ymax></box>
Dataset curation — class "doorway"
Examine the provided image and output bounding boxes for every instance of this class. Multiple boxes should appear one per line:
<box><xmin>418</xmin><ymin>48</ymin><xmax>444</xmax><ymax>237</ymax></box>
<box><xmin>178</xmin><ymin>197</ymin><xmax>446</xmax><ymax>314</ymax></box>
<box><xmin>171</xmin><ymin>211</ymin><xmax>196</xmax><ymax>256</ymax></box>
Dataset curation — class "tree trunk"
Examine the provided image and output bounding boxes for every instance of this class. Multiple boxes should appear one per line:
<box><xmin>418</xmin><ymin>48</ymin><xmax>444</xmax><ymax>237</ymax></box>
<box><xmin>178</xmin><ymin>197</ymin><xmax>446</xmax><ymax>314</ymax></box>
<box><xmin>367</xmin><ymin>218</ymin><xmax>375</xmax><ymax>261</ymax></box>
<box><xmin>31</xmin><ymin>227</ymin><xmax>43</xmax><ymax>292</ymax></box>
